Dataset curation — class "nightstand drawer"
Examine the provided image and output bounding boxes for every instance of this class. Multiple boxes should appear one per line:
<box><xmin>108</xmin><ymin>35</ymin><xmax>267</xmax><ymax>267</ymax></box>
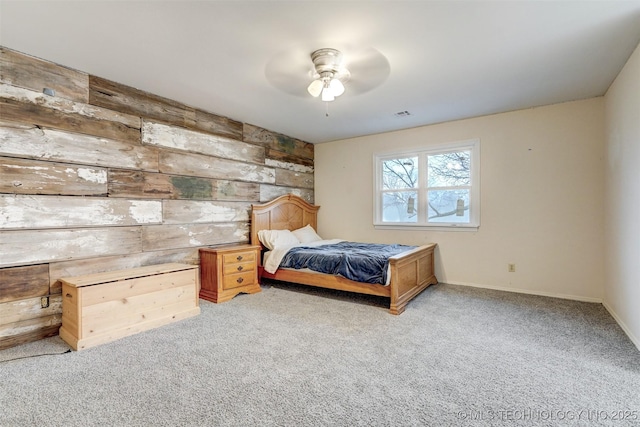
<box><xmin>222</xmin><ymin>251</ymin><xmax>256</xmax><ymax>265</ymax></box>
<box><xmin>222</xmin><ymin>260</ymin><xmax>255</xmax><ymax>275</ymax></box>
<box><xmin>223</xmin><ymin>271</ymin><xmax>256</xmax><ymax>289</ymax></box>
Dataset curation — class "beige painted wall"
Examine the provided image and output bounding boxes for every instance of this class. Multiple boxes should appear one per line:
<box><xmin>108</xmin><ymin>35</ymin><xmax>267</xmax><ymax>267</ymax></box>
<box><xmin>315</xmin><ymin>98</ymin><xmax>605</xmax><ymax>301</ymax></box>
<box><xmin>604</xmin><ymin>42</ymin><xmax>640</xmax><ymax>349</ymax></box>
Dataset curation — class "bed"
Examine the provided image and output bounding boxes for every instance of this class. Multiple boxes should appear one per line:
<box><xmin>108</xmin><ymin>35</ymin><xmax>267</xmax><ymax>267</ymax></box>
<box><xmin>251</xmin><ymin>194</ymin><xmax>438</xmax><ymax>314</ymax></box>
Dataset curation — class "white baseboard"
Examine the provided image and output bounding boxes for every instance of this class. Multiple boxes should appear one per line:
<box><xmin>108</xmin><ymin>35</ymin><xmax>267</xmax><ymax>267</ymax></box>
<box><xmin>445</xmin><ymin>280</ymin><xmax>603</xmax><ymax>303</ymax></box>
<box><xmin>602</xmin><ymin>300</ymin><xmax>640</xmax><ymax>352</ymax></box>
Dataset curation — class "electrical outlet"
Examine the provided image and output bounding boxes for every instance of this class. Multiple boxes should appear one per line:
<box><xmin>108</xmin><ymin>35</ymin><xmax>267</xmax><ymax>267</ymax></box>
<box><xmin>508</xmin><ymin>263</ymin><xmax>516</xmax><ymax>273</ymax></box>
<box><xmin>40</xmin><ymin>296</ymin><xmax>49</xmax><ymax>308</ymax></box>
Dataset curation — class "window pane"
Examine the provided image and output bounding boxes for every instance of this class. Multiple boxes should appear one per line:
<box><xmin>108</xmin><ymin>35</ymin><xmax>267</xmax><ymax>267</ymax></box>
<box><xmin>428</xmin><ymin>151</ymin><xmax>470</xmax><ymax>187</ymax></box>
<box><xmin>428</xmin><ymin>189</ymin><xmax>470</xmax><ymax>223</ymax></box>
<box><xmin>382</xmin><ymin>157</ymin><xmax>418</xmax><ymax>190</ymax></box>
<box><xmin>382</xmin><ymin>191</ymin><xmax>418</xmax><ymax>223</ymax></box>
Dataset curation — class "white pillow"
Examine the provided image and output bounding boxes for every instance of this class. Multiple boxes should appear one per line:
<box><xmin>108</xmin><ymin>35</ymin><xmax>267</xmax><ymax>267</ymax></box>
<box><xmin>292</xmin><ymin>224</ymin><xmax>322</xmax><ymax>244</ymax></box>
<box><xmin>258</xmin><ymin>229</ymin><xmax>300</xmax><ymax>250</ymax></box>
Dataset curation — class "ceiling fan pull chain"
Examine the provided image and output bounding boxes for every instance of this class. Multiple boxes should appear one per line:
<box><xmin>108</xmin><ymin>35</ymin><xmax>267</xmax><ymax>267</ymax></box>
<box><xmin>325</xmin><ymin>101</ymin><xmax>330</xmax><ymax>117</ymax></box>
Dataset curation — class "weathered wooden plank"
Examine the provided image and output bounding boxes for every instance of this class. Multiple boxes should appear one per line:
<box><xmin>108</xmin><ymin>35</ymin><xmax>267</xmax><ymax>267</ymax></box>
<box><xmin>0</xmin><ymin>156</ymin><xmax>108</xmax><ymax>196</ymax></box>
<box><xmin>107</xmin><ymin>170</ymin><xmax>176</xmax><ymax>198</ymax></box>
<box><xmin>1</xmin><ymin>83</ymin><xmax>140</xmax><ymax>129</ymax></box>
<box><xmin>259</xmin><ymin>185</ymin><xmax>314</xmax><ymax>204</ymax></box>
<box><xmin>0</xmin><ymin>121</ymin><xmax>159</xmax><ymax>171</ymax></box>
<box><xmin>275</xmin><ymin>168</ymin><xmax>314</xmax><ymax>189</ymax></box>
<box><xmin>0</xmin><ymin>227</ymin><xmax>142</xmax><ymax>268</ymax></box>
<box><xmin>194</xmin><ymin>109</ymin><xmax>243</xmax><ymax>141</ymax></box>
<box><xmin>107</xmin><ymin>169</ymin><xmax>260</xmax><ymax>201</ymax></box>
<box><xmin>0</xmin><ymin>195</ymin><xmax>162</xmax><ymax>229</ymax></box>
<box><xmin>89</xmin><ymin>74</ymin><xmax>192</xmax><ymax>128</ymax></box>
<box><xmin>0</xmin><ymin>295</ymin><xmax>62</xmax><ymax>325</ymax></box>
<box><xmin>0</xmin><ymin>264</ymin><xmax>50</xmax><ymax>303</ymax></box>
<box><xmin>0</xmin><ymin>295</ymin><xmax>62</xmax><ymax>349</ymax></box>
<box><xmin>212</xmin><ymin>180</ymin><xmax>261</xmax><ymax>201</ymax></box>
<box><xmin>1</xmin><ymin>46</ymin><xmax>88</xmax><ymax>103</ymax></box>
<box><xmin>162</xmin><ymin>200</ymin><xmax>251</xmax><ymax>224</ymax></box>
<box><xmin>142</xmin><ymin>121</ymin><xmax>265</xmax><ymax>163</ymax></box>
<box><xmin>0</xmin><ymin>323</ymin><xmax>60</xmax><ymax>350</ymax></box>
<box><xmin>0</xmin><ymin>314</ymin><xmax>62</xmax><ymax>341</ymax></box>
<box><xmin>48</xmin><ymin>248</ymin><xmax>199</xmax><ymax>292</ymax></box>
<box><xmin>266</xmin><ymin>149</ymin><xmax>314</xmax><ymax>172</ymax></box>
<box><xmin>159</xmin><ymin>151</ymin><xmax>275</xmax><ymax>183</ymax></box>
<box><xmin>89</xmin><ymin>75</ymin><xmax>242</xmax><ymax>139</ymax></box>
<box><xmin>142</xmin><ymin>222</ymin><xmax>249</xmax><ymax>251</ymax></box>
<box><xmin>243</xmin><ymin>123</ymin><xmax>314</xmax><ymax>160</ymax></box>
<box><xmin>0</xmin><ymin>97</ymin><xmax>140</xmax><ymax>143</ymax></box>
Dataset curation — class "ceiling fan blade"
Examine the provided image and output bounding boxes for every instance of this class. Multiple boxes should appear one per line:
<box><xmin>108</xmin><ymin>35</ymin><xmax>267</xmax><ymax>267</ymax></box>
<box><xmin>265</xmin><ymin>47</ymin><xmax>315</xmax><ymax>97</ymax></box>
<box><xmin>343</xmin><ymin>47</ymin><xmax>391</xmax><ymax>95</ymax></box>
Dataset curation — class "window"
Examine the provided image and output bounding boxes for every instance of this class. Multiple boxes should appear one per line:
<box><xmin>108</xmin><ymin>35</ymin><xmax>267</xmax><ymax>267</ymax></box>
<box><xmin>374</xmin><ymin>139</ymin><xmax>480</xmax><ymax>230</ymax></box>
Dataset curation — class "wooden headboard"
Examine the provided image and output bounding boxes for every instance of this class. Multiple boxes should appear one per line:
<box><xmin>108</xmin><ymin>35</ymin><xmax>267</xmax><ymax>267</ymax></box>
<box><xmin>250</xmin><ymin>194</ymin><xmax>320</xmax><ymax>246</ymax></box>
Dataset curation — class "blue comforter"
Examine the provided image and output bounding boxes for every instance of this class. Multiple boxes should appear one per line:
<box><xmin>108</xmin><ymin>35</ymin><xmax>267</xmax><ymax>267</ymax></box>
<box><xmin>279</xmin><ymin>241</ymin><xmax>416</xmax><ymax>285</ymax></box>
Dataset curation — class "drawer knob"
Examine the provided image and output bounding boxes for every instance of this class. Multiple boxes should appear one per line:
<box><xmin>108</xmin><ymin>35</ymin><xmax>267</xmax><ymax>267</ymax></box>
<box><xmin>236</xmin><ymin>255</ymin><xmax>243</xmax><ymax>261</ymax></box>
<box><xmin>236</xmin><ymin>277</ymin><xmax>244</xmax><ymax>284</ymax></box>
<box><xmin>237</xmin><ymin>265</ymin><xmax>243</xmax><ymax>271</ymax></box>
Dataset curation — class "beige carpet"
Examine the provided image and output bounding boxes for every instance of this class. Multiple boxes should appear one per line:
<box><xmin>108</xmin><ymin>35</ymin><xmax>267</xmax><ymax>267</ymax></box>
<box><xmin>1</xmin><ymin>282</ymin><xmax>639</xmax><ymax>426</ymax></box>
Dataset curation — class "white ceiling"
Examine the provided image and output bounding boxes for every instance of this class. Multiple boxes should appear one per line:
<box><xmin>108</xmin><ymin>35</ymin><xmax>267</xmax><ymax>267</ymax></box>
<box><xmin>1</xmin><ymin>1</ymin><xmax>640</xmax><ymax>144</ymax></box>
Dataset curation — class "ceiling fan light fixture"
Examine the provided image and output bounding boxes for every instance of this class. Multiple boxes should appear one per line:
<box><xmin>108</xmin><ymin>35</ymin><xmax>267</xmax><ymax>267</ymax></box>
<box><xmin>329</xmin><ymin>78</ymin><xmax>344</xmax><ymax>97</ymax></box>
<box><xmin>308</xmin><ymin>48</ymin><xmax>349</xmax><ymax>103</ymax></box>
<box><xmin>321</xmin><ymin>84</ymin><xmax>335</xmax><ymax>102</ymax></box>
<box><xmin>307</xmin><ymin>79</ymin><xmax>323</xmax><ymax>97</ymax></box>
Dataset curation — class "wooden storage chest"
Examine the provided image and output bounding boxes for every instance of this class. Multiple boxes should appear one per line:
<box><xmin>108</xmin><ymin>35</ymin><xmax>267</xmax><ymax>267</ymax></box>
<box><xmin>58</xmin><ymin>263</ymin><xmax>200</xmax><ymax>351</ymax></box>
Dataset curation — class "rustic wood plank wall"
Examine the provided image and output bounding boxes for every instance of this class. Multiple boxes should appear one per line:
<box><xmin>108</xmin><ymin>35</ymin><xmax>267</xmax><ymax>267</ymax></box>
<box><xmin>0</xmin><ymin>46</ymin><xmax>314</xmax><ymax>349</ymax></box>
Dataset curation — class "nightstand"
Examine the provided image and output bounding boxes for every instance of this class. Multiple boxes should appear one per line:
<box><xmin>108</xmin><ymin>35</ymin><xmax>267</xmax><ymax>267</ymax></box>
<box><xmin>199</xmin><ymin>244</ymin><xmax>261</xmax><ymax>303</ymax></box>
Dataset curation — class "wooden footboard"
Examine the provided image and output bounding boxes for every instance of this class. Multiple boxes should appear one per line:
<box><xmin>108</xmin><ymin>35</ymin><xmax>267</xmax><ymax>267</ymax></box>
<box><xmin>388</xmin><ymin>243</ymin><xmax>437</xmax><ymax>315</ymax></box>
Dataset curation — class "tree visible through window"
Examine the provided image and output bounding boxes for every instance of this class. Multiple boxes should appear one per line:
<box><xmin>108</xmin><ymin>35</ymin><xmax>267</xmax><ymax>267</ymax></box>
<box><xmin>375</xmin><ymin>140</ymin><xmax>480</xmax><ymax>229</ymax></box>
<box><xmin>381</xmin><ymin>156</ymin><xmax>418</xmax><ymax>223</ymax></box>
<box><xmin>427</xmin><ymin>150</ymin><xmax>471</xmax><ymax>223</ymax></box>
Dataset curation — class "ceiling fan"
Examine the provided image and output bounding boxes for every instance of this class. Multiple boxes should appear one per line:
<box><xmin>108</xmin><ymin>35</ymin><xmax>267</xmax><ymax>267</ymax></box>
<box><xmin>265</xmin><ymin>46</ymin><xmax>391</xmax><ymax>103</ymax></box>
<box><xmin>306</xmin><ymin>48</ymin><xmax>350</xmax><ymax>102</ymax></box>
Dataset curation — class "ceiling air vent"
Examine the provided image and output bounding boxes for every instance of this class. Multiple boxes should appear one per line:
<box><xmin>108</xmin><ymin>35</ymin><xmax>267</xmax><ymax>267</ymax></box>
<box><xmin>394</xmin><ymin>110</ymin><xmax>411</xmax><ymax>118</ymax></box>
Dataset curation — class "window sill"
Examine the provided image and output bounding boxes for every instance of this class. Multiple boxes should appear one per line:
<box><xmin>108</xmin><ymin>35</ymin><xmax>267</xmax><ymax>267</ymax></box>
<box><xmin>374</xmin><ymin>224</ymin><xmax>479</xmax><ymax>232</ymax></box>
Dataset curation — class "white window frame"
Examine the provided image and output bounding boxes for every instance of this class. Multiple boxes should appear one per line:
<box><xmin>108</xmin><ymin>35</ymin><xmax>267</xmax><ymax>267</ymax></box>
<box><xmin>373</xmin><ymin>139</ymin><xmax>480</xmax><ymax>231</ymax></box>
